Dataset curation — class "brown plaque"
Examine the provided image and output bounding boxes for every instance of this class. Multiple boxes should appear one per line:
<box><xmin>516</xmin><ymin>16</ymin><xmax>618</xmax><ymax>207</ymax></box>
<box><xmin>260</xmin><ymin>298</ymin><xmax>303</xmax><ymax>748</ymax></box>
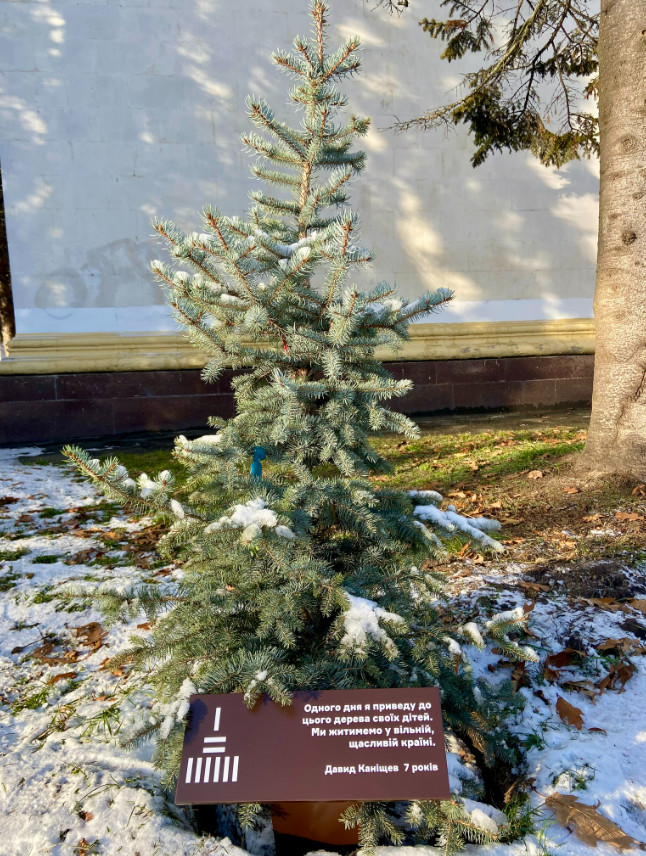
<box><xmin>175</xmin><ymin>688</ymin><xmax>450</xmax><ymax>805</ymax></box>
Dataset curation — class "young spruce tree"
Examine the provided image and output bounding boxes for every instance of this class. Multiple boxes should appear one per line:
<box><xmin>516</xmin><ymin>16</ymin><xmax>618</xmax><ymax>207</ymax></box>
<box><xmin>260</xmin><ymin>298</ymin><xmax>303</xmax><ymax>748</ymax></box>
<box><xmin>65</xmin><ymin>2</ymin><xmax>532</xmax><ymax>849</ymax></box>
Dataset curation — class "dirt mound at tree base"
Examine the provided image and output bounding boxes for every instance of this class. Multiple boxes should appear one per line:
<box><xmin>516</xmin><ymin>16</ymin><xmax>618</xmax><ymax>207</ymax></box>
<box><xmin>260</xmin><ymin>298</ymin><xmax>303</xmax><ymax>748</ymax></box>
<box><xmin>528</xmin><ymin>559</ymin><xmax>646</xmax><ymax>599</ymax></box>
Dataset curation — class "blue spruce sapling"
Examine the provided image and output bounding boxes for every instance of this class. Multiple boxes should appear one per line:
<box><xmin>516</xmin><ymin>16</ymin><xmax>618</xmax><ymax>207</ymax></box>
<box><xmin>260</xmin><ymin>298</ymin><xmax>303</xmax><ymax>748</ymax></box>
<box><xmin>64</xmin><ymin>2</ymin><xmax>532</xmax><ymax>848</ymax></box>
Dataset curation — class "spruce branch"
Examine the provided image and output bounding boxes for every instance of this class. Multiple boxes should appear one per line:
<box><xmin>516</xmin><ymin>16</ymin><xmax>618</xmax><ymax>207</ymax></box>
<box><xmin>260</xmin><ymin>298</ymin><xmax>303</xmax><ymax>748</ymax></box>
<box><xmin>388</xmin><ymin>0</ymin><xmax>598</xmax><ymax>166</ymax></box>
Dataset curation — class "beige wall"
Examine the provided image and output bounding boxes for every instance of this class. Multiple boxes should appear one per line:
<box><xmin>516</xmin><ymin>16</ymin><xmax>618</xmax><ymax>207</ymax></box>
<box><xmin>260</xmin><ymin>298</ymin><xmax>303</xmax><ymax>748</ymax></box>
<box><xmin>0</xmin><ymin>0</ymin><xmax>598</xmax><ymax>340</ymax></box>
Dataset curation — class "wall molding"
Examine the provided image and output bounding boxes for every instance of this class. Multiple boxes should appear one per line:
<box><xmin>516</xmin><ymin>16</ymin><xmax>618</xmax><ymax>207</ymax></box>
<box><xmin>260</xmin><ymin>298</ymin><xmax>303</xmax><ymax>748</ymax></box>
<box><xmin>0</xmin><ymin>318</ymin><xmax>596</xmax><ymax>376</ymax></box>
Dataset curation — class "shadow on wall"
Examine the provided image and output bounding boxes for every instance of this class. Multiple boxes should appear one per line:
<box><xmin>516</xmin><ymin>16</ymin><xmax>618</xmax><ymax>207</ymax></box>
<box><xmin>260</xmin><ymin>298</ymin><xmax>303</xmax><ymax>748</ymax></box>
<box><xmin>0</xmin><ymin>0</ymin><xmax>599</xmax><ymax>323</ymax></box>
<box><xmin>35</xmin><ymin>238</ymin><xmax>157</xmax><ymax>309</ymax></box>
<box><xmin>333</xmin><ymin>8</ymin><xmax>599</xmax><ymax>315</ymax></box>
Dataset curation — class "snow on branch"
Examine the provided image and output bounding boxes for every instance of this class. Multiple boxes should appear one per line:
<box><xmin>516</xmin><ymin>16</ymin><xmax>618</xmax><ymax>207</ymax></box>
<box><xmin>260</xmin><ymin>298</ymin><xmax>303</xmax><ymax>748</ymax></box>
<box><xmin>340</xmin><ymin>592</ymin><xmax>405</xmax><ymax>655</ymax></box>
<box><xmin>412</xmin><ymin>491</ymin><xmax>503</xmax><ymax>552</ymax></box>
<box><xmin>203</xmin><ymin>498</ymin><xmax>295</xmax><ymax>543</ymax></box>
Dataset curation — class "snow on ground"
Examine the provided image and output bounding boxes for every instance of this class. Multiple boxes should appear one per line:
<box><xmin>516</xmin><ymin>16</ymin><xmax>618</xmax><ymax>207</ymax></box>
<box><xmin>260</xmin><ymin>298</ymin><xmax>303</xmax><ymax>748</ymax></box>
<box><xmin>0</xmin><ymin>448</ymin><xmax>238</xmax><ymax>856</ymax></box>
<box><xmin>1</xmin><ymin>448</ymin><xmax>645</xmax><ymax>856</ymax></box>
<box><xmin>445</xmin><ymin>562</ymin><xmax>646</xmax><ymax>856</ymax></box>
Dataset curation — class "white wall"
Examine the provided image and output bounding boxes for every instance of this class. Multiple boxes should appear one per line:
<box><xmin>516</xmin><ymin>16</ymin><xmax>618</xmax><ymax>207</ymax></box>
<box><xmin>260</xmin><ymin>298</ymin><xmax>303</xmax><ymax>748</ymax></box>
<box><xmin>0</xmin><ymin>0</ymin><xmax>599</xmax><ymax>336</ymax></box>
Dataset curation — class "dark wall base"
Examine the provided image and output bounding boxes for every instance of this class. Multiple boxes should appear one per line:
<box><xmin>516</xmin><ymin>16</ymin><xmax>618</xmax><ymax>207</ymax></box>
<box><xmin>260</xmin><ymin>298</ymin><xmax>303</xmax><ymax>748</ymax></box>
<box><xmin>0</xmin><ymin>355</ymin><xmax>594</xmax><ymax>446</ymax></box>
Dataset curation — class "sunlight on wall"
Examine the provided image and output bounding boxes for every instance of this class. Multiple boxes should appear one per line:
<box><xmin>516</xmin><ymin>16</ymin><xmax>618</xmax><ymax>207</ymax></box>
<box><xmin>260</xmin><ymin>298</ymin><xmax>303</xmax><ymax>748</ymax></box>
<box><xmin>0</xmin><ymin>0</ymin><xmax>600</xmax><ymax>334</ymax></box>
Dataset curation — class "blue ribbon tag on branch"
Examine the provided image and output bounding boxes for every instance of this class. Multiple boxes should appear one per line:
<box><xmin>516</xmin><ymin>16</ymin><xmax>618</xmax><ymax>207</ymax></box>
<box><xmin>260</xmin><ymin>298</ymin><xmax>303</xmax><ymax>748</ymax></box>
<box><xmin>250</xmin><ymin>446</ymin><xmax>266</xmax><ymax>480</ymax></box>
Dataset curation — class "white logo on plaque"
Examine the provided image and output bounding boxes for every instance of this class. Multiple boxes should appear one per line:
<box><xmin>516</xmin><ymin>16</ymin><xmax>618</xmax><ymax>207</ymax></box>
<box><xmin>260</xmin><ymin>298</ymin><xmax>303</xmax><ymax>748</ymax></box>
<box><xmin>184</xmin><ymin>707</ymin><xmax>240</xmax><ymax>785</ymax></box>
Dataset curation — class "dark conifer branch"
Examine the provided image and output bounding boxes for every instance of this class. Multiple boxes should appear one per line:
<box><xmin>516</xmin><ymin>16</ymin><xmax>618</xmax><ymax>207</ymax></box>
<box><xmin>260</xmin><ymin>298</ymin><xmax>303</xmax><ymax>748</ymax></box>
<box><xmin>389</xmin><ymin>0</ymin><xmax>598</xmax><ymax>166</ymax></box>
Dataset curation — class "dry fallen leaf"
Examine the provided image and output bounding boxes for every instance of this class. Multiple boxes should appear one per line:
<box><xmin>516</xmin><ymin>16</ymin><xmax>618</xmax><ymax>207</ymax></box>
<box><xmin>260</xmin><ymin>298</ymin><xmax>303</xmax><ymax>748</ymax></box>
<box><xmin>584</xmin><ymin>513</ymin><xmax>602</xmax><ymax>522</ymax></box>
<box><xmin>77</xmin><ymin>838</ymin><xmax>94</xmax><ymax>856</ymax></box>
<box><xmin>596</xmin><ymin>638</ymin><xmax>638</xmax><ymax>653</ymax></box>
<box><xmin>48</xmin><ymin>671</ymin><xmax>77</xmax><ymax>685</ymax></box>
<box><xmin>511</xmin><ymin>661</ymin><xmax>527</xmax><ymax>692</ymax></box>
<box><xmin>11</xmin><ymin>644</ymin><xmax>30</xmax><ymax>654</ymax></box>
<box><xmin>580</xmin><ymin>597</ymin><xmax>625</xmax><ymax>612</ymax></box>
<box><xmin>563</xmin><ymin>486</ymin><xmax>581</xmax><ymax>494</ymax></box>
<box><xmin>561</xmin><ymin>679</ymin><xmax>598</xmax><ymax>700</ymax></box>
<box><xmin>545</xmin><ymin>793</ymin><xmax>643</xmax><ymax>850</ymax></box>
<box><xmin>615</xmin><ymin>512</ymin><xmax>644</xmax><ymax>522</ymax></box>
<box><xmin>136</xmin><ymin>622</ymin><xmax>152</xmax><ymax>630</ymax></box>
<box><xmin>597</xmin><ymin>661</ymin><xmax>635</xmax><ymax>694</ymax></box>
<box><xmin>519</xmin><ymin>581</ymin><xmax>550</xmax><ymax>593</ymax></box>
<box><xmin>527</xmin><ymin>470</ymin><xmax>544</xmax><ymax>480</ymax></box>
<box><xmin>556</xmin><ymin>695</ymin><xmax>585</xmax><ymax>730</ymax></box>
<box><xmin>545</xmin><ymin>648</ymin><xmax>583</xmax><ymax>669</ymax></box>
<box><xmin>66</xmin><ymin>549</ymin><xmax>98</xmax><ymax>565</ymax></box>
<box><xmin>615</xmin><ymin>662</ymin><xmax>635</xmax><ymax>688</ymax></box>
<box><xmin>72</xmin><ymin>622</ymin><xmax>108</xmax><ymax>651</ymax></box>
<box><xmin>31</xmin><ymin>642</ymin><xmax>70</xmax><ymax>666</ymax></box>
<box><xmin>627</xmin><ymin>599</ymin><xmax>646</xmax><ymax>615</ymax></box>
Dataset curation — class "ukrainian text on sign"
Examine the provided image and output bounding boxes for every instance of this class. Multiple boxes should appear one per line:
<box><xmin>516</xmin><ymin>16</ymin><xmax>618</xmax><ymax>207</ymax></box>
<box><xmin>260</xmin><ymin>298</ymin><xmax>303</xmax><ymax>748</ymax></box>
<box><xmin>175</xmin><ymin>687</ymin><xmax>450</xmax><ymax>805</ymax></box>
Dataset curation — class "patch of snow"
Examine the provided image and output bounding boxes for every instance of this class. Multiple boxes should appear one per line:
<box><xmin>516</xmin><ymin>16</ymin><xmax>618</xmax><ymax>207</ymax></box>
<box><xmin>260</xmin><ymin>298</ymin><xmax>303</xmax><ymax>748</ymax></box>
<box><xmin>204</xmin><ymin>498</ymin><xmax>278</xmax><ymax>535</ymax></box>
<box><xmin>485</xmin><ymin>606</ymin><xmax>524</xmax><ymax>625</ymax></box>
<box><xmin>461</xmin><ymin>622</ymin><xmax>485</xmax><ymax>647</ymax></box>
<box><xmin>408</xmin><ymin>489</ymin><xmax>443</xmax><ymax>504</ymax></box>
<box><xmin>275</xmin><ymin>525</ymin><xmax>295</xmax><ymax>539</ymax></box>
<box><xmin>462</xmin><ymin>799</ymin><xmax>507</xmax><ymax>835</ymax></box>
<box><xmin>413</xmin><ymin>503</ymin><xmax>454</xmax><ymax>531</ymax></box>
<box><xmin>244</xmin><ymin>670</ymin><xmax>271</xmax><ymax>703</ymax></box>
<box><xmin>194</xmin><ymin>435</ymin><xmax>223</xmax><ymax>446</ymax></box>
<box><xmin>138</xmin><ymin>473</ymin><xmax>158</xmax><ymax>498</ymax></box>
<box><xmin>0</xmin><ymin>448</ymin><xmax>214</xmax><ymax>856</ymax></box>
<box><xmin>443</xmin><ymin>637</ymin><xmax>462</xmax><ymax>657</ymax></box>
<box><xmin>340</xmin><ymin>592</ymin><xmax>404</xmax><ymax>654</ymax></box>
<box><xmin>171</xmin><ymin>499</ymin><xmax>186</xmax><ymax>519</ymax></box>
<box><xmin>413</xmin><ymin>502</ymin><xmax>502</xmax><ymax>551</ymax></box>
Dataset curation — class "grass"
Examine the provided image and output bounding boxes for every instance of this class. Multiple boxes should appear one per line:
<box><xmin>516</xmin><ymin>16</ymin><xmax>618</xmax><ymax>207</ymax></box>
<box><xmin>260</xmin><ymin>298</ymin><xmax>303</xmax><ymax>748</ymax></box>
<box><xmin>115</xmin><ymin>448</ymin><xmax>185</xmax><ymax>482</ymax></box>
<box><xmin>11</xmin><ymin>687</ymin><xmax>50</xmax><ymax>714</ymax></box>
<box><xmin>89</xmin><ymin>554</ymin><xmax>124</xmax><ymax>568</ymax></box>
<box><xmin>66</xmin><ymin>423</ymin><xmax>585</xmax><ymax>496</ymax></box>
<box><xmin>0</xmin><ymin>548</ymin><xmax>30</xmax><ymax>561</ymax></box>
<box><xmin>371</xmin><ymin>424</ymin><xmax>586</xmax><ymax>493</ymax></box>
<box><xmin>25</xmin><ymin>408</ymin><xmax>645</xmax><ymax>571</ymax></box>
<box><xmin>38</xmin><ymin>507</ymin><xmax>65</xmax><ymax>519</ymax></box>
<box><xmin>0</xmin><ymin>571</ymin><xmax>20</xmax><ymax>592</ymax></box>
<box><xmin>32</xmin><ymin>555</ymin><xmax>61</xmax><ymax>564</ymax></box>
<box><xmin>33</xmin><ymin>589</ymin><xmax>56</xmax><ymax>604</ymax></box>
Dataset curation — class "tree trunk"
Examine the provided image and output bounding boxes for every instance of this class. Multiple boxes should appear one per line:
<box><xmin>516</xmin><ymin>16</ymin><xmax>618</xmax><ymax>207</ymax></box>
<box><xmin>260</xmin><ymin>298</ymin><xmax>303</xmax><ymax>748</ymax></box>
<box><xmin>0</xmin><ymin>161</ymin><xmax>15</xmax><ymax>349</ymax></box>
<box><xmin>581</xmin><ymin>0</ymin><xmax>646</xmax><ymax>478</ymax></box>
